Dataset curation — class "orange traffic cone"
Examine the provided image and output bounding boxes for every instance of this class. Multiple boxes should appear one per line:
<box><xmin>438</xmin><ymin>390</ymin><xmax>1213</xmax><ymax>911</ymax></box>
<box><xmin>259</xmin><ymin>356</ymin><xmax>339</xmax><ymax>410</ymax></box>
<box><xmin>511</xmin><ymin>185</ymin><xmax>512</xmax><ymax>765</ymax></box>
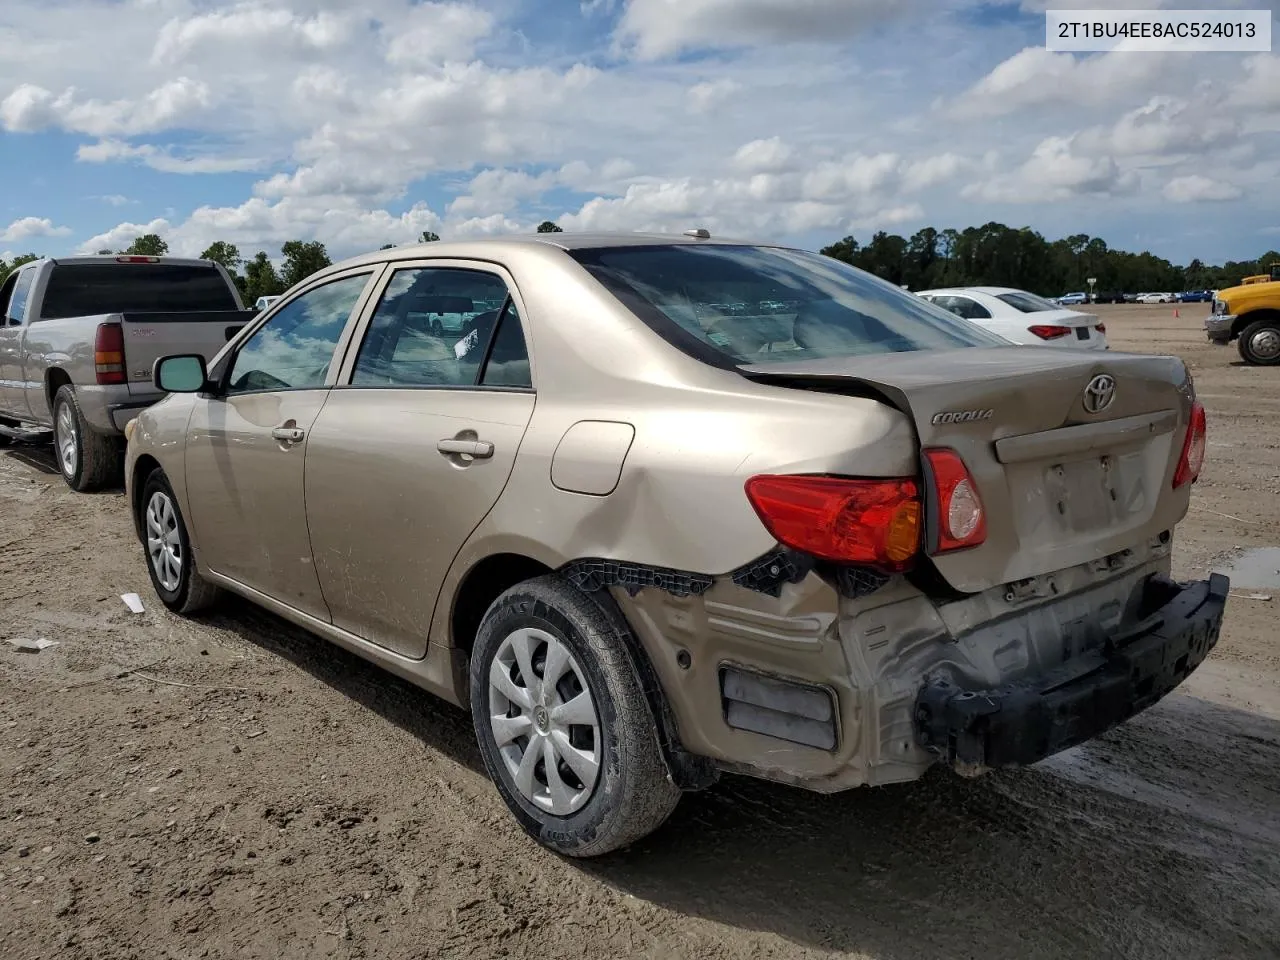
<box><xmin>1173</xmin><ymin>307</ymin><xmax>1180</xmax><ymax>318</ymax></box>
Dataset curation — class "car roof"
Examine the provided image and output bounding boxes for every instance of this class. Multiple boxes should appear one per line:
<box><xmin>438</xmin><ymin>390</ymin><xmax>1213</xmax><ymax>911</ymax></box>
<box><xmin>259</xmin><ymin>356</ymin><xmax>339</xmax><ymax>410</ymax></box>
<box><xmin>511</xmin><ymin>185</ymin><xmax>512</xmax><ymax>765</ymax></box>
<box><xmin>328</xmin><ymin>231</ymin><xmax>776</xmax><ymax>274</ymax></box>
<box><xmin>917</xmin><ymin>287</ymin><xmax>1020</xmax><ymax>297</ymax></box>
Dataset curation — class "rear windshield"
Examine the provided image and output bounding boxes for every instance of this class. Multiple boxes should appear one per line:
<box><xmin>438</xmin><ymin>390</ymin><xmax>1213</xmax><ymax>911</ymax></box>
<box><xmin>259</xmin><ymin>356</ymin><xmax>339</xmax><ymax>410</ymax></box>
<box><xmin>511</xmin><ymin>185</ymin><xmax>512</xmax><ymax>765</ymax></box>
<box><xmin>568</xmin><ymin>244</ymin><xmax>1003</xmax><ymax>367</ymax></box>
<box><xmin>40</xmin><ymin>263</ymin><xmax>238</xmax><ymax>319</ymax></box>
<box><xmin>994</xmin><ymin>290</ymin><xmax>1060</xmax><ymax>313</ymax></box>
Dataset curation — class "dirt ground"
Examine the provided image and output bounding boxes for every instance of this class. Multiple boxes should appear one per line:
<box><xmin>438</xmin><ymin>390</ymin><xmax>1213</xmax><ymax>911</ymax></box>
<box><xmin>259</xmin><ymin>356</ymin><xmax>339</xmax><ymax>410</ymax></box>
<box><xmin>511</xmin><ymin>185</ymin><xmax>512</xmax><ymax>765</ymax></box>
<box><xmin>2</xmin><ymin>303</ymin><xmax>1278</xmax><ymax>960</ymax></box>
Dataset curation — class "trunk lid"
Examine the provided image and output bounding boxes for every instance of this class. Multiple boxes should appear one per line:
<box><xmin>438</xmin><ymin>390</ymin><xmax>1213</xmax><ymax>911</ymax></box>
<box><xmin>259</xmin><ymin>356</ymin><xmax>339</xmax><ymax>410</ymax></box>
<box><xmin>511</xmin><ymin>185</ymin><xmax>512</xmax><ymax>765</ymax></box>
<box><xmin>120</xmin><ymin>310</ymin><xmax>256</xmax><ymax>395</ymax></box>
<box><xmin>741</xmin><ymin>347</ymin><xmax>1195</xmax><ymax>594</ymax></box>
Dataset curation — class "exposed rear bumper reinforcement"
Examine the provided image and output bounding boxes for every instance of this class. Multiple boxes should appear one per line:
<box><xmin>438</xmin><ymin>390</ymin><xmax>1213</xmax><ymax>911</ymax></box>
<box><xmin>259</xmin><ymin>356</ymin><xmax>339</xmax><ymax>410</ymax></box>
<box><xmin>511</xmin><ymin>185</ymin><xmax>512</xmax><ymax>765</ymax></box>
<box><xmin>915</xmin><ymin>573</ymin><xmax>1229</xmax><ymax>772</ymax></box>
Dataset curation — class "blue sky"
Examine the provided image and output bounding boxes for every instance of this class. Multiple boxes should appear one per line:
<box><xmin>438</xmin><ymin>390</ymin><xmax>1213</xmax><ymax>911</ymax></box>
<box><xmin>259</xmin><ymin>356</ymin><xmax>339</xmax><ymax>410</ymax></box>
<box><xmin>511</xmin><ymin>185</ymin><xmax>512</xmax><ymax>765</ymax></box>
<box><xmin>2</xmin><ymin>0</ymin><xmax>1278</xmax><ymax>268</ymax></box>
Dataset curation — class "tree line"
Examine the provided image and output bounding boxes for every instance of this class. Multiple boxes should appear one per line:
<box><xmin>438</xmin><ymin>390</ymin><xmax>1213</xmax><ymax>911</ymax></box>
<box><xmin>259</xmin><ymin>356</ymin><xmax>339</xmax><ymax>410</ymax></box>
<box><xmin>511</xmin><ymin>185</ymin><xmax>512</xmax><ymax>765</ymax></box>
<box><xmin>819</xmin><ymin>223</ymin><xmax>1280</xmax><ymax>295</ymax></box>
<box><xmin>9</xmin><ymin>218</ymin><xmax>1269</xmax><ymax>299</ymax></box>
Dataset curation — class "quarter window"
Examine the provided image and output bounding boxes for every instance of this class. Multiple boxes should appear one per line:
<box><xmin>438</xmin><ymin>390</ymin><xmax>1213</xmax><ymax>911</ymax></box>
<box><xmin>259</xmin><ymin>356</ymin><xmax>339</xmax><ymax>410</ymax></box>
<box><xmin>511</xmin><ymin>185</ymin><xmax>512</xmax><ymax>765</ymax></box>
<box><xmin>351</xmin><ymin>267</ymin><xmax>531</xmax><ymax>388</ymax></box>
<box><xmin>226</xmin><ymin>273</ymin><xmax>371</xmax><ymax>395</ymax></box>
<box><xmin>7</xmin><ymin>269</ymin><xmax>36</xmax><ymax>324</ymax></box>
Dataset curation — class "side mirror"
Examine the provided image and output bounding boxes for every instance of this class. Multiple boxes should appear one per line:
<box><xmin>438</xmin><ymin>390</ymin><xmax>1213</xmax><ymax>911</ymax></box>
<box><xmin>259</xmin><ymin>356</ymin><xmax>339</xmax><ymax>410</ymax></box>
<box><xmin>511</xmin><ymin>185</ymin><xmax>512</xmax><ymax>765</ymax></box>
<box><xmin>154</xmin><ymin>354</ymin><xmax>209</xmax><ymax>393</ymax></box>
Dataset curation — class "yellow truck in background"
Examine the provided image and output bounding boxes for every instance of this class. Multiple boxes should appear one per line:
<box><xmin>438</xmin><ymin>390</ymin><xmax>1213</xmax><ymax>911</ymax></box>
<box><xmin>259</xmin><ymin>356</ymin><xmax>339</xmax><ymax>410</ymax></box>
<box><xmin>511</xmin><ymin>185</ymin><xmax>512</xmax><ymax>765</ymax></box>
<box><xmin>1206</xmin><ymin>263</ymin><xmax>1280</xmax><ymax>365</ymax></box>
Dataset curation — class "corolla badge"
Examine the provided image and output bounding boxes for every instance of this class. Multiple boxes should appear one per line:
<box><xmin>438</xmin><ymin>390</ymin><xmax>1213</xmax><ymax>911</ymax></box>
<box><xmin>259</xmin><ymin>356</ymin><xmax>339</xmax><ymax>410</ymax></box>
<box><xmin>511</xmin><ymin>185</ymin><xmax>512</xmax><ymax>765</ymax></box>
<box><xmin>1082</xmin><ymin>374</ymin><xmax>1117</xmax><ymax>414</ymax></box>
<box><xmin>931</xmin><ymin>408</ymin><xmax>994</xmax><ymax>425</ymax></box>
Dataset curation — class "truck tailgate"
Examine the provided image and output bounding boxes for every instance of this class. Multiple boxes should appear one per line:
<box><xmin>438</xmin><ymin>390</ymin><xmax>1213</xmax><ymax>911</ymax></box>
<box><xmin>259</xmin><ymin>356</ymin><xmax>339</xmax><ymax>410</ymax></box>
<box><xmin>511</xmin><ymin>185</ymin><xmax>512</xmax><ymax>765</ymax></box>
<box><xmin>121</xmin><ymin>310</ymin><xmax>256</xmax><ymax>394</ymax></box>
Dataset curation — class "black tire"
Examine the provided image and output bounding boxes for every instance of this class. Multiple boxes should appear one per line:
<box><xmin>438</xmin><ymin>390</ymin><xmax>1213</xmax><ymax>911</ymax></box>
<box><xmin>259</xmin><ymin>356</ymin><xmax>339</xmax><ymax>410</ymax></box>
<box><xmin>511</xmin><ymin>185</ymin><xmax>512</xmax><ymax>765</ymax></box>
<box><xmin>52</xmin><ymin>385</ymin><xmax>122</xmax><ymax>491</ymax></box>
<box><xmin>1237</xmin><ymin>318</ymin><xmax>1280</xmax><ymax>366</ymax></box>
<box><xmin>469</xmin><ymin>575</ymin><xmax>681</xmax><ymax>857</ymax></box>
<box><xmin>138</xmin><ymin>468</ymin><xmax>220</xmax><ymax>614</ymax></box>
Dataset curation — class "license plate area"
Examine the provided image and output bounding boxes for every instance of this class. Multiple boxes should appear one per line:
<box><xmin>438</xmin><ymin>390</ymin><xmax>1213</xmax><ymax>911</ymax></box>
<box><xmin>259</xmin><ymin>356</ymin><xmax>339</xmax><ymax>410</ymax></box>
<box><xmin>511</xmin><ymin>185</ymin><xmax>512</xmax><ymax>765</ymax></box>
<box><xmin>1075</xmin><ymin>326</ymin><xmax>1090</xmax><ymax>341</ymax></box>
<box><xmin>1044</xmin><ymin>453</ymin><xmax>1144</xmax><ymax>532</ymax></box>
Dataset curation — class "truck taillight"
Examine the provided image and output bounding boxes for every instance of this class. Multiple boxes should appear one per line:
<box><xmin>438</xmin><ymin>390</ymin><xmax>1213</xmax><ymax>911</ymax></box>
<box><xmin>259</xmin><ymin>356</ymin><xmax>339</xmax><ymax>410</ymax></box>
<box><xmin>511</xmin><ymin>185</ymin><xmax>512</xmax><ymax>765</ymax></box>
<box><xmin>94</xmin><ymin>322</ymin><xmax>126</xmax><ymax>385</ymax></box>
<box><xmin>1173</xmin><ymin>401</ymin><xmax>1207</xmax><ymax>489</ymax></box>
<box><xmin>922</xmin><ymin>449</ymin><xmax>986</xmax><ymax>553</ymax></box>
<box><xmin>1095</xmin><ymin>322</ymin><xmax>1106</xmax><ymax>334</ymax></box>
<box><xmin>744</xmin><ymin>475</ymin><xmax>921</xmax><ymax>572</ymax></box>
<box><xmin>116</xmin><ymin>255</ymin><xmax>159</xmax><ymax>263</ymax></box>
<box><xmin>1028</xmin><ymin>324</ymin><xmax>1072</xmax><ymax>340</ymax></box>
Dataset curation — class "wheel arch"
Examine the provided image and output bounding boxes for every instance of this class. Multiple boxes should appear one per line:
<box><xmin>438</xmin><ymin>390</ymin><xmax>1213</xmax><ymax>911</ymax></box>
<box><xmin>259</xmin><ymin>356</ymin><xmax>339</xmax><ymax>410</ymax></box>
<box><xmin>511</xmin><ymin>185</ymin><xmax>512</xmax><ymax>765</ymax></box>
<box><xmin>45</xmin><ymin>368</ymin><xmax>72</xmax><ymax>415</ymax></box>
<box><xmin>449</xmin><ymin>550</ymin><xmax>717</xmax><ymax>792</ymax></box>
<box><xmin>1235</xmin><ymin>308</ymin><xmax>1280</xmax><ymax>337</ymax></box>
<box><xmin>130</xmin><ymin>453</ymin><xmax>164</xmax><ymax>540</ymax></box>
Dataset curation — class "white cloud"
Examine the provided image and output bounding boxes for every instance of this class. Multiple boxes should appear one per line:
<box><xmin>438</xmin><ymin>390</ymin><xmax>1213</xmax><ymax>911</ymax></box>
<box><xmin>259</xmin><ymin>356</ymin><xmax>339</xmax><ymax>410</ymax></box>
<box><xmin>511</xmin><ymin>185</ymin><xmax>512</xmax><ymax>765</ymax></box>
<box><xmin>615</xmin><ymin>0</ymin><xmax>923</xmax><ymax>60</ymax></box>
<box><xmin>1</xmin><ymin>78</ymin><xmax>211</xmax><ymax>136</ymax></box>
<box><xmin>732</xmin><ymin>137</ymin><xmax>794</xmax><ymax>174</ymax></box>
<box><xmin>384</xmin><ymin>3</ymin><xmax>494</xmax><ymax>67</ymax></box>
<box><xmin>0</xmin><ymin>217</ymin><xmax>72</xmax><ymax>243</ymax></box>
<box><xmin>686</xmin><ymin>79</ymin><xmax>740</xmax><ymax>114</ymax></box>
<box><xmin>97</xmin><ymin>194</ymin><xmax>132</xmax><ymax>207</ymax></box>
<box><xmin>1163</xmin><ymin>175</ymin><xmax>1243</xmax><ymax>204</ymax></box>
<box><xmin>77</xmin><ymin>218</ymin><xmax>172</xmax><ymax>255</ymax></box>
<box><xmin>963</xmin><ymin>137</ymin><xmax>1139</xmax><ymax>204</ymax></box>
<box><xmin>77</xmin><ymin>139</ymin><xmax>262</xmax><ymax>174</ymax></box>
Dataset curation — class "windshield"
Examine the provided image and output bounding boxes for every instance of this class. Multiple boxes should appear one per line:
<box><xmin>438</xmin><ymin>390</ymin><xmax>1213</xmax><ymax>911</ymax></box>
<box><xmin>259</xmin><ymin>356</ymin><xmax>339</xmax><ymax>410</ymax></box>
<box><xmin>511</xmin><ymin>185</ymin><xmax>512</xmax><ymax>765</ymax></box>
<box><xmin>41</xmin><ymin>263</ymin><xmax>238</xmax><ymax>318</ymax></box>
<box><xmin>568</xmin><ymin>244</ymin><xmax>1004</xmax><ymax>367</ymax></box>
<box><xmin>995</xmin><ymin>291</ymin><xmax>1060</xmax><ymax>313</ymax></box>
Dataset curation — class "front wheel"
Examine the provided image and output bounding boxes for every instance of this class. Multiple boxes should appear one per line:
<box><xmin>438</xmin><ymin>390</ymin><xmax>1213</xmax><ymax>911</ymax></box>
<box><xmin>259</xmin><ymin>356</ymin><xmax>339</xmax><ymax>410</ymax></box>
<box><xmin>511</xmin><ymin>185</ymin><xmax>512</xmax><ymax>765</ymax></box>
<box><xmin>139</xmin><ymin>469</ymin><xmax>220</xmax><ymax>614</ymax></box>
<box><xmin>469</xmin><ymin>576</ymin><xmax>681</xmax><ymax>857</ymax></box>
<box><xmin>1237</xmin><ymin>318</ymin><xmax>1280</xmax><ymax>366</ymax></box>
<box><xmin>52</xmin><ymin>385</ymin><xmax>122</xmax><ymax>491</ymax></box>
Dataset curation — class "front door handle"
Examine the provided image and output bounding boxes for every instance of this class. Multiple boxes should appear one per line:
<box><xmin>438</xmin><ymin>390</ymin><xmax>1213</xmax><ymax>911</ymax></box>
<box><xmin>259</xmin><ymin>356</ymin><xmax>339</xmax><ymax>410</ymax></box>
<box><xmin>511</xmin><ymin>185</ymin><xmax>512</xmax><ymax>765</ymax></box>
<box><xmin>271</xmin><ymin>426</ymin><xmax>306</xmax><ymax>443</ymax></box>
<box><xmin>437</xmin><ymin>438</ymin><xmax>494</xmax><ymax>459</ymax></box>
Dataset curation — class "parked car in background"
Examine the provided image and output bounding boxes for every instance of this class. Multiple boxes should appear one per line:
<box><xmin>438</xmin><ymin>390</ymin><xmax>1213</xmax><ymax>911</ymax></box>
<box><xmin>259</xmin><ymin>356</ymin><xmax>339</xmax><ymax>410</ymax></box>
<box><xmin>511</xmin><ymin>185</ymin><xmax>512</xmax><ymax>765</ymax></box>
<box><xmin>1093</xmin><ymin>290</ymin><xmax>1125</xmax><ymax>304</ymax></box>
<box><xmin>1123</xmin><ymin>293</ymin><xmax>1140</xmax><ymax>303</ymax></box>
<box><xmin>124</xmin><ymin>233</ymin><xmax>1220</xmax><ymax>856</ymax></box>
<box><xmin>254</xmin><ymin>295</ymin><xmax>282</xmax><ymax>312</ymax></box>
<box><xmin>916</xmin><ymin>286</ymin><xmax>1107</xmax><ymax>349</ymax></box>
<box><xmin>1206</xmin><ymin>273</ymin><xmax>1280</xmax><ymax>364</ymax></box>
<box><xmin>0</xmin><ymin>255</ymin><xmax>256</xmax><ymax>490</ymax></box>
<box><xmin>1056</xmin><ymin>292</ymin><xmax>1089</xmax><ymax>305</ymax></box>
<box><xmin>1136</xmin><ymin>292</ymin><xmax>1177</xmax><ymax>304</ymax></box>
<box><xmin>1177</xmin><ymin>291</ymin><xmax>1213</xmax><ymax>303</ymax></box>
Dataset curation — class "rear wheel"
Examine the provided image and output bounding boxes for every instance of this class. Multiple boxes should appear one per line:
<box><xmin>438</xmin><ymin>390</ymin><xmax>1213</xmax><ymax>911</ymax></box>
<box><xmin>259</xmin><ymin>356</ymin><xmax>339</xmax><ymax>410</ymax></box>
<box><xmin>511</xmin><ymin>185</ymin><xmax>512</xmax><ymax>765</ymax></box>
<box><xmin>140</xmin><ymin>469</ymin><xmax>220</xmax><ymax>614</ymax></box>
<box><xmin>1237</xmin><ymin>318</ymin><xmax>1280</xmax><ymax>366</ymax></box>
<box><xmin>53</xmin><ymin>385</ymin><xmax>122</xmax><ymax>491</ymax></box>
<box><xmin>470</xmin><ymin>576</ymin><xmax>681</xmax><ymax>857</ymax></box>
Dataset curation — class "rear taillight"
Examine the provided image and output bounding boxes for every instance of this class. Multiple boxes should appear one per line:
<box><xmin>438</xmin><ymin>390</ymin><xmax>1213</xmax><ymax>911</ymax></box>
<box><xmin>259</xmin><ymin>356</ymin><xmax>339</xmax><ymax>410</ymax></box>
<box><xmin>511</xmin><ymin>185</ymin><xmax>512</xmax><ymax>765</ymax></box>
<box><xmin>1173</xmin><ymin>401</ymin><xmax>1206</xmax><ymax>489</ymax></box>
<box><xmin>94</xmin><ymin>322</ymin><xmax>126</xmax><ymax>385</ymax></box>
<box><xmin>923</xmin><ymin>449</ymin><xmax>987</xmax><ymax>553</ymax></box>
<box><xmin>1095</xmin><ymin>322</ymin><xmax>1106</xmax><ymax>334</ymax></box>
<box><xmin>116</xmin><ymin>255</ymin><xmax>159</xmax><ymax>263</ymax></box>
<box><xmin>1028</xmin><ymin>325</ymin><xmax>1072</xmax><ymax>340</ymax></box>
<box><xmin>744</xmin><ymin>475</ymin><xmax>921</xmax><ymax>572</ymax></box>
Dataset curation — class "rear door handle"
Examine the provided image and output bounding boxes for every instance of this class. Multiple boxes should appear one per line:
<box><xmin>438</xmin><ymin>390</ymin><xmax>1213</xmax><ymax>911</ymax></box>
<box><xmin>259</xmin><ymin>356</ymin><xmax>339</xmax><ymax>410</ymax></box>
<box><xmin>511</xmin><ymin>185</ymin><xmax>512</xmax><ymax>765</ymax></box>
<box><xmin>437</xmin><ymin>438</ymin><xmax>494</xmax><ymax>459</ymax></box>
<box><xmin>271</xmin><ymin>426</ymin><xmax>306</xmax><ymax>443</ymax></box>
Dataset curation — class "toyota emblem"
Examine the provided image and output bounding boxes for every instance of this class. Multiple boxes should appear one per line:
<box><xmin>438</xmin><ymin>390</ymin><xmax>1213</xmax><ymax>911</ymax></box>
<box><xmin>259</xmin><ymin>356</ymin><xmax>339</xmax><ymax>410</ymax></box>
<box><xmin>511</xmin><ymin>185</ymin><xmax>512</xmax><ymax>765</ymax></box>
<box><xmin>1082</xmin><ymin>374</ymin><xmax>1116</xmax><ymax>414</ymax></box>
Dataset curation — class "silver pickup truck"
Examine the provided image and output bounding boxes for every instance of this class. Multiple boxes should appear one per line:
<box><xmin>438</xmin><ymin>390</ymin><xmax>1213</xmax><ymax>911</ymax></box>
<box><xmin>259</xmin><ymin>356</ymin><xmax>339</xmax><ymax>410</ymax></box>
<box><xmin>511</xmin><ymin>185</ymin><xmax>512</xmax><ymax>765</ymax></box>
<box><xmin>0</xmin><ymin>255</ymin><xmax>257</xmax><ymax>490</ymax></box>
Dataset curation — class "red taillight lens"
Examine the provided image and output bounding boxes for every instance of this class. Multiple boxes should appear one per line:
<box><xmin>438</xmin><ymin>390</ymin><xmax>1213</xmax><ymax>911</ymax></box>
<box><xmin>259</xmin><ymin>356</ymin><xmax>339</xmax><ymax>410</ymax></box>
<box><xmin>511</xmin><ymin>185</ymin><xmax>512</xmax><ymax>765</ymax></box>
<box><xmin>1096</xmin><ymin>322</ymin><xmax>1106</xmax><ymax>334</ymax></box>
<box><xmin>923</xmin><ymin>449</ymin><xmax>987</xmax><ymax>553</ymax></box>
<box><xmin>744</xmin><ymin>475</ymin><xmax>921</xmax><ymax>572</ymax></box>
<box><xmin>94</xmin><ymin>322</ymin><xmax>126</xmax><ymax>385</ymax></box>
<box><xmin>1028</xmin><ymin>324</ymin><xmax>1072</xmax><ymax>340</ymax></box>
<box><xmin>115</xmin><ymin>255</ymin><xmax>159</xmax><ymax>263</ymax></box>
<box><xmin>1173</xmin><ymin>401</ymin><xmax>1206</xmax><ymax>489</ymax></box>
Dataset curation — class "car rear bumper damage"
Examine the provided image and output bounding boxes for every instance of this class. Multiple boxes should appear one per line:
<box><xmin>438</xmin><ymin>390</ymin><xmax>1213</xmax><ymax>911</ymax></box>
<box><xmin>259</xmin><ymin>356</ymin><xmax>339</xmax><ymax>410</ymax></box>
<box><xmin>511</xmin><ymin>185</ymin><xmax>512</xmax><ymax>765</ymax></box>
<box><xmin>914</xmin><ymin>572</ymin><xmax>1228</xmax><ymax>773</ymax></box>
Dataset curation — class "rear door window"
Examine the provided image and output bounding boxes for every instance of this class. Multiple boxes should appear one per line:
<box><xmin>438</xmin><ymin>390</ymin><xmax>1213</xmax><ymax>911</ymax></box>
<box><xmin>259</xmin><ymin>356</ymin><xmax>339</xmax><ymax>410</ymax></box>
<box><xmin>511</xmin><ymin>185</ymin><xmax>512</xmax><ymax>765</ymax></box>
<box><xmin>6</xmin><ymin>268</ymin><xmax>36</xmax><ymax>324</ymax></box>
<box><xmin>350</xmin><ymin>267</ymin><xmax>531</xmax><ymax>388</ymax></box>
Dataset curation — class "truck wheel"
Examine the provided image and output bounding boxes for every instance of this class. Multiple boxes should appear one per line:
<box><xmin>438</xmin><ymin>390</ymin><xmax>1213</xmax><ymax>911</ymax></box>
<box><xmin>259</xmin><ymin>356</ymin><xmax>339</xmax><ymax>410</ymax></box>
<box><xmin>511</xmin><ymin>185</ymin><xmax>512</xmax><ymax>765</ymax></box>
<box><xmin>470</xmin><ymin>575</ymin><xmax>681</xmax><ymax>857</ymax></box>
<box><xmin>1237</xmin><ymin>319</ymin><xmax>1280</xmax><ymax>366</ymax></box>
<box><xmin>53</xmin><ymin>385</ymin><xmax>123</xmax><ymax>492</ymax></box>
<box><xmin>140</xmin><ymin>468</ymin><xmax>220</xmax><ymax>614</ymax></box>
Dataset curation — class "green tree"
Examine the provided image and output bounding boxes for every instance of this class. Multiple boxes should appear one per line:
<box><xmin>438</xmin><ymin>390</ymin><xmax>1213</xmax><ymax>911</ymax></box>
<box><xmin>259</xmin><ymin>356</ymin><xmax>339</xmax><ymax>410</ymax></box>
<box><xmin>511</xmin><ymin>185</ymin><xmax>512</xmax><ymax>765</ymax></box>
<box><xmin>819</xmin><ymin>236</ymin><xmax>858</xmax><ymax>264</ymax></box>
<box><xmin>200</xmin><ymin>241</ymin><xmax>242</xmax><ymax>272</ymax></box>
<box><xmin>280</xmin><ymin>240</ymin><xmax>332</xmax><ymax>288</ymax></box>
<box><xmin>419</xmin><ymin>231</ymin><xmax>440</xmax><ymax>243</ymax></box>
<box><xmin>536</xmin><ymin>221</ymin><xmax>563</xmax><ymax>233</ymax></box>
<box><xmin>123</xmin><ymin>234</ymin><xmax>168</xmax><ymax>257</ymax></box>
<box><xmin>0</xmin><ymin>253</ymin><xmax>40</xmax><ymax>282</ymax></box>
<box><xmin>243</xmin><ymin>251</ymin><xmax>285</xmax><ymax>302</ymax></box>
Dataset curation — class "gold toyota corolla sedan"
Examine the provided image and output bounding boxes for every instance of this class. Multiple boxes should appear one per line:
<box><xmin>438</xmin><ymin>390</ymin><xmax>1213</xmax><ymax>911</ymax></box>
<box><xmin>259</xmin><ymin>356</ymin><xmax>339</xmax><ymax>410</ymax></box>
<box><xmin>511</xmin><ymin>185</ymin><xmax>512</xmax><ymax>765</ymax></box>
<box><xmin>124</xmin><ymin>232</ymin><xmax>1226</xmax><ymax>856</ymax></box>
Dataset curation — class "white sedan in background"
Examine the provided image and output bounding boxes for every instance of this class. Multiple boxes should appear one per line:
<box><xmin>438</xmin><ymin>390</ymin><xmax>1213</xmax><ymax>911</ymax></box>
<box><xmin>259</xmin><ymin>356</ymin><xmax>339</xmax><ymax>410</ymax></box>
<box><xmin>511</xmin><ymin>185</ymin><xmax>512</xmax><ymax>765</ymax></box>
<box><xmin>917</xmin><ymin>286</ymin><xmax>1108</xmax><ymax>350</ymax></box>
<box><xmin>1136</xmin><ymin>292</ymin><xmax>1176</xmax><ymax>304</ymax></box>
